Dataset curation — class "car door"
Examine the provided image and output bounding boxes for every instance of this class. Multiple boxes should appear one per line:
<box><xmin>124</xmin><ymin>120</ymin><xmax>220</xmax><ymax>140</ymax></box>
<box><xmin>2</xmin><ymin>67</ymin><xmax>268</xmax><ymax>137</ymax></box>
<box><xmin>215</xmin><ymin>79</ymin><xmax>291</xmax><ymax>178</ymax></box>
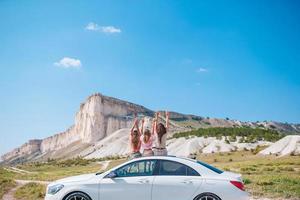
<box><xmin>100</xmin><ymin>159</ymin><xmax>157</xmax><ymax>200</ymax></box>
<box><xmin>152</xmin><ymin>160</ymin><xmax>202</xmax><ymax>200</ymax></box>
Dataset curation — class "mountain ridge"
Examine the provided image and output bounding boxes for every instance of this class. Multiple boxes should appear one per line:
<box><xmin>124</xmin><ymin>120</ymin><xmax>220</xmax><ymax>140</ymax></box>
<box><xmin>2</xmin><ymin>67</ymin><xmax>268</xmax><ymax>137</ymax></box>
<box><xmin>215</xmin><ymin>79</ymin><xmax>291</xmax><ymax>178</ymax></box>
<box><xmin>1</xmin><ymin>92</ymin><xmax>299</xmax><ymax>165</ymax></box>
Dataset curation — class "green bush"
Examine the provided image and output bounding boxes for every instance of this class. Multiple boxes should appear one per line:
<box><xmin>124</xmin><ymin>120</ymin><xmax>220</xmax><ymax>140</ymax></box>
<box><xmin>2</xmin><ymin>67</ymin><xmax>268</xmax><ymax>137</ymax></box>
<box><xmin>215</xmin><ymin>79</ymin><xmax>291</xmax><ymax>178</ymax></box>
<box><xmin>243</xmin><ymin>178</ymin><xmax>252</xmax><ymax>185</ymax></box>
<box><xmin>173</xmin><ymin>127</ymin><xmax>284</xmax><ymax>142</ymax></box>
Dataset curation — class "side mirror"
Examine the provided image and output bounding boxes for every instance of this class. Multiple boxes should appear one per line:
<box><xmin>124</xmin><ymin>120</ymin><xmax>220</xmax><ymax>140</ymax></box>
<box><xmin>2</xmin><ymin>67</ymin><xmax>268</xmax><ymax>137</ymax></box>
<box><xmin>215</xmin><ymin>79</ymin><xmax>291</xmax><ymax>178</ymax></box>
<box><xmin>105</xmin><ymin>171</ymin><xmax>117</xmax><ymax>178</ymax></box>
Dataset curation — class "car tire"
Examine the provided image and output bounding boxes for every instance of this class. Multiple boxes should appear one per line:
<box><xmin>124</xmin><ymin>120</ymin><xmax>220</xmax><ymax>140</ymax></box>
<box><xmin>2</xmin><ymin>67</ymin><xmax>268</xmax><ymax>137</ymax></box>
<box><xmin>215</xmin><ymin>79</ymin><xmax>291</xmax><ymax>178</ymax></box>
<box><xmin>64</xmin><ymin>192</ymin><xmax>92</xmax><ymax>200</ymax></box>
<box><xmin>195</xmin><ymin>192</ymin><xmax>222</xmax><ymax>200</ymax></box>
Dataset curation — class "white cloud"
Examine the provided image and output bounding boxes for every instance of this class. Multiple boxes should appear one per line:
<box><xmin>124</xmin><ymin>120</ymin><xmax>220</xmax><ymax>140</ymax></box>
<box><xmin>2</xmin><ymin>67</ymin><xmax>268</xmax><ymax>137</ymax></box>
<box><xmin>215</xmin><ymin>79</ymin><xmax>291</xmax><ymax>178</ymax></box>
<box><xmin>101</xmin><ymin>26</ymin><xmax>121</xmax><ymax>33</ymax></box>
<box><xmin>85</xmin><ymin>22</ymin><xmax>121</xmax><ymax>34</ymax></box>
<box><xmin>54</xmin><ymin>57</ymin><xmax>82</xmax><ymax>69</ymax></box>
<box><xmin>196</xmin><ymin>67</ymin><xmax>208</xmax><ymax>73</ymax></box>
<box><xmin>85</xmin><ymin>22</ymin><xmax>98</xmax><ymax>31</ymax></box>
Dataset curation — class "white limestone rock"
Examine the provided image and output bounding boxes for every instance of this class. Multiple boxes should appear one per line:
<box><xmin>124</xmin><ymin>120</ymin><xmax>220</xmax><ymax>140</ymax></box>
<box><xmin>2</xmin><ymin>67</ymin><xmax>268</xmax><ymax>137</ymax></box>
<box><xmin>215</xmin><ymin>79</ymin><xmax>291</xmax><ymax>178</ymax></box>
<box><xmin>259</xmin><ymin>135</ymin><xmax>300</xmax><ymax>156</ymax></box>
<box><xmin>1</xmin><ymin>93</ymin><xmax>152</xmax><ymax>162</ymax></box>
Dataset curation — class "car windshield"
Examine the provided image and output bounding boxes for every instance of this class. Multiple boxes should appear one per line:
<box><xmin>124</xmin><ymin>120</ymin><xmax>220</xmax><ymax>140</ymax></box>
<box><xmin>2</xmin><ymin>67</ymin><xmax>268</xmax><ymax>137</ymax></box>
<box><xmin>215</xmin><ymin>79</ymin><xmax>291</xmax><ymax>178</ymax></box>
<box><xmin>197</xmin><ymin>161</ymin><xmax>223</xmax><ymax>174</ymax></box>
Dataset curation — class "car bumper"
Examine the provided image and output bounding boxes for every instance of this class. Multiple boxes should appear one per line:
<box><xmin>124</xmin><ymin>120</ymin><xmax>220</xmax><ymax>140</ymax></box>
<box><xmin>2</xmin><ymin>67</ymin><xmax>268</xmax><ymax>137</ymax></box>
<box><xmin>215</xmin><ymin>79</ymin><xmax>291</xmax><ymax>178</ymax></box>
<box><xmin>219</xmin><ymin>189</ymin><xmax>250</xmax><ymax>200</ymax></box>
<box><xmin>45</xmin><ymin>193</ymin><xmax>65</xmax><ymax>200</ymax></box>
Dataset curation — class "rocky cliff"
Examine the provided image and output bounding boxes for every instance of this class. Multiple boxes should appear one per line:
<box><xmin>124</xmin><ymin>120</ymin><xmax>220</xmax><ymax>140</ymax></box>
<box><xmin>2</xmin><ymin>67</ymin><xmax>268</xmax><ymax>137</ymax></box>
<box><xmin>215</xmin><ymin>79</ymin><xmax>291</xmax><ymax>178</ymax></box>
<box><xmin>1</xmin><ymin>92</ymin><xmax>299</xmax><ymax>164</ymax></box>
<box><xmin>1</xmin><ymin>139</ymin><xmax>42</xmax><ymax>161</ymax></box>
<box><xmin>1</xmin><ymin>93</ymin><xmax>153</xmax><ymax>162</ymax></box>
<box><xmin>74</xmin><ymin>93</ymin><xmax>152</xmax><ymax>143</ymax></box>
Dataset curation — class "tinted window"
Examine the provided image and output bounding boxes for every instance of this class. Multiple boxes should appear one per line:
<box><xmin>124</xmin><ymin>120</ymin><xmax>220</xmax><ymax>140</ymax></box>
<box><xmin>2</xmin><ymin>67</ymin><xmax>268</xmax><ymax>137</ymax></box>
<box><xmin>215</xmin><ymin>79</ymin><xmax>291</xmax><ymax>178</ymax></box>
<box><xmin>197</xmin><ymin>161</ymin><xmax>223</xmax><ymax>174</ymax></box>
<box><xmin>187</xmin><ymin>167</ymin><xmax>200</xmax><ymax>176</ymax></box>
<box><xmin>116</xmin><ymin>160</ymin><xmax>157</xmax><ymax>177</ymax></box>
<box><xmin>159</xmin><ymin>160</ymin><xmax>200</xmax><ymax>176</ymax></box>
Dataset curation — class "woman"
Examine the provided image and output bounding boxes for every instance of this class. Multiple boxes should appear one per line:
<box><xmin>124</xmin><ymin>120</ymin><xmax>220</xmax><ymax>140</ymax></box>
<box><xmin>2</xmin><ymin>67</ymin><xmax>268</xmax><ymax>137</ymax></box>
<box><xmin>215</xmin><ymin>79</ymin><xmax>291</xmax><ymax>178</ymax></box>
<box><xmin>140</xmin><ymin>118</ymin><xmax>155</xmax><ymax>156</ymax></box>
<box><xmin>152</xmin><ymin>111</ymin><xmax>169</xmax><ymax>156</ymax></box>
<box><xmin>129</xmin><ymin>118</ymin><xmax>142</xmax><ymax>159</ymax></box>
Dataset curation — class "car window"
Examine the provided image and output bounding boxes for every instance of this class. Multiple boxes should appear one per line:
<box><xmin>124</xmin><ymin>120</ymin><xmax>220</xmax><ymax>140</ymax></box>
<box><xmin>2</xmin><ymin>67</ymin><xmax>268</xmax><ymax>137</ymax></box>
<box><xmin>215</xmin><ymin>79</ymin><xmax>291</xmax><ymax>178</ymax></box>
<box><xmin>187</xmin><ymin>167</ymin><xmax>200</xmax><ymax>176</ymax></box>
<box><xmin>197</xmin><ymin>161</ymin><xmax>223</xmax><ymax>174</ymax></box>
<box><xmin>159</xmin><ymin>160</ymin><xmax>200</xmax><ymax>176</ymax></box>
<box><xmin>115</xmin><ymin>160</ymin><xmax>157</xmax><ymax>177</ymax></box>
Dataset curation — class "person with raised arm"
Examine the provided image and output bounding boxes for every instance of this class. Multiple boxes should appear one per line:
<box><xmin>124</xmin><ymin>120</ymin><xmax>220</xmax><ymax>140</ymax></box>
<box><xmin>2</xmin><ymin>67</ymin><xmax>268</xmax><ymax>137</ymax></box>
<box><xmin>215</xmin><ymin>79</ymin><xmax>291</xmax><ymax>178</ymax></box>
<box><xmin>152</xmin><ymin>111</ymin><xmax>169</xmax><ymax>156</ymax></box>
<box><xmin>140</xmin><ymin>117</ymin><xmax>155</xmax><ymax>156</ymax></box>
<box><xmin>129</xmin><ymin>117</ymin><xmax>142</xmax><ymax>159</ymax></box>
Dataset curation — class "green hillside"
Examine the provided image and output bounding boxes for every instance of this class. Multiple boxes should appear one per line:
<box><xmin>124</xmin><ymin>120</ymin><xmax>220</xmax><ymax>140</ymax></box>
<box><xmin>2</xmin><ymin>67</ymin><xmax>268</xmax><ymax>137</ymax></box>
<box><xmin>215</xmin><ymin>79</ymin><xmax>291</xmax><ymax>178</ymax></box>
<box><xmin>173</xmin><ymin>127</ymin><xmax>284</xmax><ymax>142</ymax></box>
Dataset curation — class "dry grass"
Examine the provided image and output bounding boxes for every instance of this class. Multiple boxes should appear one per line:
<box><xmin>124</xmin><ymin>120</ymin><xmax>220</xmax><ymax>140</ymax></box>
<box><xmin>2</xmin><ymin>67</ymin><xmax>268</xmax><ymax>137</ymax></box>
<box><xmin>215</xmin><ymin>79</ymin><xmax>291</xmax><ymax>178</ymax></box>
<box><xmin>197</xmin><ymin>151</ymin><xmax>300</xmax><ymax>199</ymax></box>
<box><xmin>2</xmin><ymin>153</ymin><xmax>299</xmax><ymax>199</ymax></box>
<box><xmin>0</xmin><ymin>168</ymin><xmax>16</xmax><ymax>199</ymax></box>
<box><xmin>14</xmin><ymin>182</ymin><xmax>46</xmax><ymax>200</ymax></box>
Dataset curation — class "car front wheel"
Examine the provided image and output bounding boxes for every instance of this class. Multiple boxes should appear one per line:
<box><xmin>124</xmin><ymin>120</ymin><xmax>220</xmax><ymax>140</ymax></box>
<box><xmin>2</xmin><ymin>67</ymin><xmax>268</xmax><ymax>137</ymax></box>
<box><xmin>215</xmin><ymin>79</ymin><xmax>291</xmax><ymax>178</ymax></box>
<box><xmin>195</xmin><ymin>192</ymin><xmax>221</xmax><ymax>200</ymax></box>
<box><xmin>64</xmin><ymin>192</ymin><xmax>91</xmax><ymax>200</ymax></box>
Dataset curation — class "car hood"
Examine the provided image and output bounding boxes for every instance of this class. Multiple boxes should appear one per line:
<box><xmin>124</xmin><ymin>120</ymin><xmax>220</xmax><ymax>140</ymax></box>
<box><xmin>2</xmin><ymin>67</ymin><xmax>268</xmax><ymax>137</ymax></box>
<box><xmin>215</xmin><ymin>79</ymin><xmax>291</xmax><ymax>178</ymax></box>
<box><xmin>50</xmin><ymin>173</ymin><xmax>97</xmax><ymax>185</ymax></box>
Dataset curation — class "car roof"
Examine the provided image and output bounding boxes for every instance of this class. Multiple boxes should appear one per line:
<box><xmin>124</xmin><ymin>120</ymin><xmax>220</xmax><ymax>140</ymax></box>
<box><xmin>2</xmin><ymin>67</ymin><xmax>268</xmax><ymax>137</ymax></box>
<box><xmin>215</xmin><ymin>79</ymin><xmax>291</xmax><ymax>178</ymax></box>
<box><xmin>121</xmin><ymin>156</ymin><xmax>223</xmax><ymax>177</ymax></box>
<box><xmin>130</xmin><ymin>155</ymin><xmax>197</xmax><ymax>163</ymax></box>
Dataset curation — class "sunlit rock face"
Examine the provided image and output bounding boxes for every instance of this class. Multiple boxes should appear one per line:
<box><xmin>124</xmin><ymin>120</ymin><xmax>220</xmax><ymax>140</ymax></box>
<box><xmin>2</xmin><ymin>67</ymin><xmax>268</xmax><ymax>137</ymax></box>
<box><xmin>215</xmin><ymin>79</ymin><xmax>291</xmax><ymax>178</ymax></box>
<box><xmin>1</xmin><ymin>93</ymin><xmax>153</xmax><ymax>162</ymax></box>
<box><xmin>1</xmin><ymin>139</ymin><xmax>42</xmax><ymax>161</ymax></box>
<box><xmin>2</xmin><ymin>92</ymin><xmax>299</xmax><ymax>164</ymax></box>
<box><xmin>40</xmin><ymin>126</ymin><xmax>80</xmax><ymax>153</ymax></box>
<box><xmin>74</xmin><ymin>93</ymin><xmax>150</xmax><ymax>143</ymax></box>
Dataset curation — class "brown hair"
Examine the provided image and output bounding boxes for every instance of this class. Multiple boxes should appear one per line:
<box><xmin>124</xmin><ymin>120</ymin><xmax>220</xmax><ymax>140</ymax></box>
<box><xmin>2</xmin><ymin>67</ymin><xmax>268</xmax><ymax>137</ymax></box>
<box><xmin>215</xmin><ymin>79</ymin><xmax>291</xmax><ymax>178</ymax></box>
<box><xmin>143</xmin><ymin>129</ymin><xmax>151</xmax><ymax>143</ymax></box>
<box><xmin>131</xmin><ymin>130</ymin><xmax>140</xmax><ymax>149</ymax></box>
<box><xmin>156</xmin><ymin>123</ymin><xmax>167</xmax><ymax>143</ymax></box>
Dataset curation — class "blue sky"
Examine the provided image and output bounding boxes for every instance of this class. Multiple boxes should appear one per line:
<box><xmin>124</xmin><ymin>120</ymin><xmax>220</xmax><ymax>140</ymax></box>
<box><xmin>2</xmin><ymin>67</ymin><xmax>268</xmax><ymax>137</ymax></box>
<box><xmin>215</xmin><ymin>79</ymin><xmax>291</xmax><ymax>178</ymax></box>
<box><xmin>0</xmin><ymin>0</ymin><xmax>300</xmax><ymax>156</ymax></box>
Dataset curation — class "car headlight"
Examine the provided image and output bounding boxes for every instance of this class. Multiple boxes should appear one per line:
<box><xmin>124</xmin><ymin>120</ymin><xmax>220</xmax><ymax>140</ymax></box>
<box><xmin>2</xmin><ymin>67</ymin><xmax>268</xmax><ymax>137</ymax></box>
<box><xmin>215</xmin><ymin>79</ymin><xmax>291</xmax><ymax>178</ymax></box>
<box><xmin>47</xmin><ymin>184</ymin><xmax>64</xmax><ymax>195</ymax></box>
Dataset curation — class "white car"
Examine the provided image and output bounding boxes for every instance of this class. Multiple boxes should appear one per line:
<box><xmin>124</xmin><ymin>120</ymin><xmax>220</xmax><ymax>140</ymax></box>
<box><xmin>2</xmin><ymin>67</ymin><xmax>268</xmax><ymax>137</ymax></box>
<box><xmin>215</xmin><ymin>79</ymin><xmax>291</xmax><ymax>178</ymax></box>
<box><xmin>45</xmin><ymin>156</ymin><xmax>249</xmax><ymax>200</ymax></box>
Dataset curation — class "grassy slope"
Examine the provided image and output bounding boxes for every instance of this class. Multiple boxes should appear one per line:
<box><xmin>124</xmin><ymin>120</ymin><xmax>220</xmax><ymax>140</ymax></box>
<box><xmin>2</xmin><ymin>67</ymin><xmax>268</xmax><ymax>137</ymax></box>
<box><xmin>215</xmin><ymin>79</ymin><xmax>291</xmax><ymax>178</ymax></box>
<box><xmin>14</xmin><ymin>182</ymin><xmax>46</xmax><ymax>200</ymax></box>
<box><xmin>15</xmin><ymin>162</ymin><xmax>101</xmax><ymax>181</ymax></box>
<box><xmin>2</xmin><ymin>155</ymin><xmax>299</xmax><ymax>199</ymax></box>
<box><xmin>173</xmin><ymin>127</ymin><xmax>284</xmax><ymax>142</ymax></box>
<box><xmin>14</xmin><ymin>158</ymin><xmax>126</xmax><ymax>181</ymax></box>
<box><xmin>0</xmin><ymin>168</ymin><xmax>16</xmax><ymax>199</ymax></box>
<box><xmin>197</xmin><ymin>151</ymin><xmax>300</xmax><ymax>199</ymax></box>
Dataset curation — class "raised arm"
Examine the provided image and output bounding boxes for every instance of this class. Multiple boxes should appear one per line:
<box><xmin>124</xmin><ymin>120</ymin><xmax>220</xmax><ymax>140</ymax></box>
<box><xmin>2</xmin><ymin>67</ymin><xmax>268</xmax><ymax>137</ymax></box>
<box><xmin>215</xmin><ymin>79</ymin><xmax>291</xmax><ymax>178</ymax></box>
<box><xmin>155</xmin><ymin>112</ymin><xmax>160</xmax><ymax>121</ymax></box>
<box><xmin>130</xmin><ymin>118</ymin><xmax>138</xmax><ymax>134</ymax></box>
<box><xmin>165</xmin><ymin>111</ymin><xmax>169</xmax><ymax>130</ymax></box>
<box><xmin>152</xmin><ymin>112</ymin><xmax>159</xmax><ymax>135</ymax></box>
<box><xmin>140</xmin><ymin>117</ymin><xmax>145</xmax><ymax>135</ymax></box>
<box><xmin>135</xmin><ymin>118</ymin><xmax>141</xmax><ymax>136</ymax></box>
<box><xmin>151</xmin><ymin>118</ymin><xmax>157</xmax><ymax>136</ymax></box>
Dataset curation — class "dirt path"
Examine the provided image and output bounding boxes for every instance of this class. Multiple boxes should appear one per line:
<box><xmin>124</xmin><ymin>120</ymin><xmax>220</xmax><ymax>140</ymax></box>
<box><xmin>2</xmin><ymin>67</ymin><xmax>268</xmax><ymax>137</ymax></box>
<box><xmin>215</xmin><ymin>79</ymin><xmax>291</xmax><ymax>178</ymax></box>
<box><xmin>2</xmin><ymin>182</ymin><xmax>21</xmax><ymax>200</ymax></box>
<box><xmin>1</xmin><ymin>180</ymin><xmax>50</xmax><ymax>200</ymax></box>
<box><xmin>15</xmin><ymin>179</ymin><xmax>50</xmax><ymax>185</ymax></box>
<box><xmin>3</xmin><ymin>167</ymin><xmax>36</xmax><ymax>175</ymax></box>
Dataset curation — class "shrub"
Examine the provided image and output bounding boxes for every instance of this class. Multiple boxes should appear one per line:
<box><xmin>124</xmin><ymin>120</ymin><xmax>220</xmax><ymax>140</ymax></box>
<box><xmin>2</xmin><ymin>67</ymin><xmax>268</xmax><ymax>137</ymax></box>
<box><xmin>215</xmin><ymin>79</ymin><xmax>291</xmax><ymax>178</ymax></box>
<box><xmin>243</xmin><ymin>178</ymin><xmax>252</xmax><ymax>185</ymax></box>
<box><xmin>173</xmin><ymin>127</ymin><xmax>283</xmax><ymax>142</ymax></box>
<box><xmin>229</xmin><ymin>135</ymin><xmax>237</xmax><ymax>142</ymax></box>
<box><xmin>257</xmin><ymin>180</ymin><xmax>274</xmax><ymax>186</ymax></box>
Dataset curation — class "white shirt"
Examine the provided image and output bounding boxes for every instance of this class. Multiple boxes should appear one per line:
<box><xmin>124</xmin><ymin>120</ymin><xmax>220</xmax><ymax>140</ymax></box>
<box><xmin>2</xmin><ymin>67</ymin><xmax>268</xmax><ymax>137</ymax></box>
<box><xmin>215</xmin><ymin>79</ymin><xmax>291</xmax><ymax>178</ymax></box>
<box><xmin>154</xmin><ymin>132</ymin><xmax>167</xmax><ymax>148</ymax></box>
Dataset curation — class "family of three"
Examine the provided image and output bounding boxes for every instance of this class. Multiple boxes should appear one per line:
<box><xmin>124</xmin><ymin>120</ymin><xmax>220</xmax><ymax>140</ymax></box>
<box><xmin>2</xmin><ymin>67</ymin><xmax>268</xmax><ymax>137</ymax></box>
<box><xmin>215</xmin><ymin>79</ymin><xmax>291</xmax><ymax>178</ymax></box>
<box><xmin>129</xmin><ymin>111</ymin><xmax>169</xmax><ymax>159</ymax></box>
